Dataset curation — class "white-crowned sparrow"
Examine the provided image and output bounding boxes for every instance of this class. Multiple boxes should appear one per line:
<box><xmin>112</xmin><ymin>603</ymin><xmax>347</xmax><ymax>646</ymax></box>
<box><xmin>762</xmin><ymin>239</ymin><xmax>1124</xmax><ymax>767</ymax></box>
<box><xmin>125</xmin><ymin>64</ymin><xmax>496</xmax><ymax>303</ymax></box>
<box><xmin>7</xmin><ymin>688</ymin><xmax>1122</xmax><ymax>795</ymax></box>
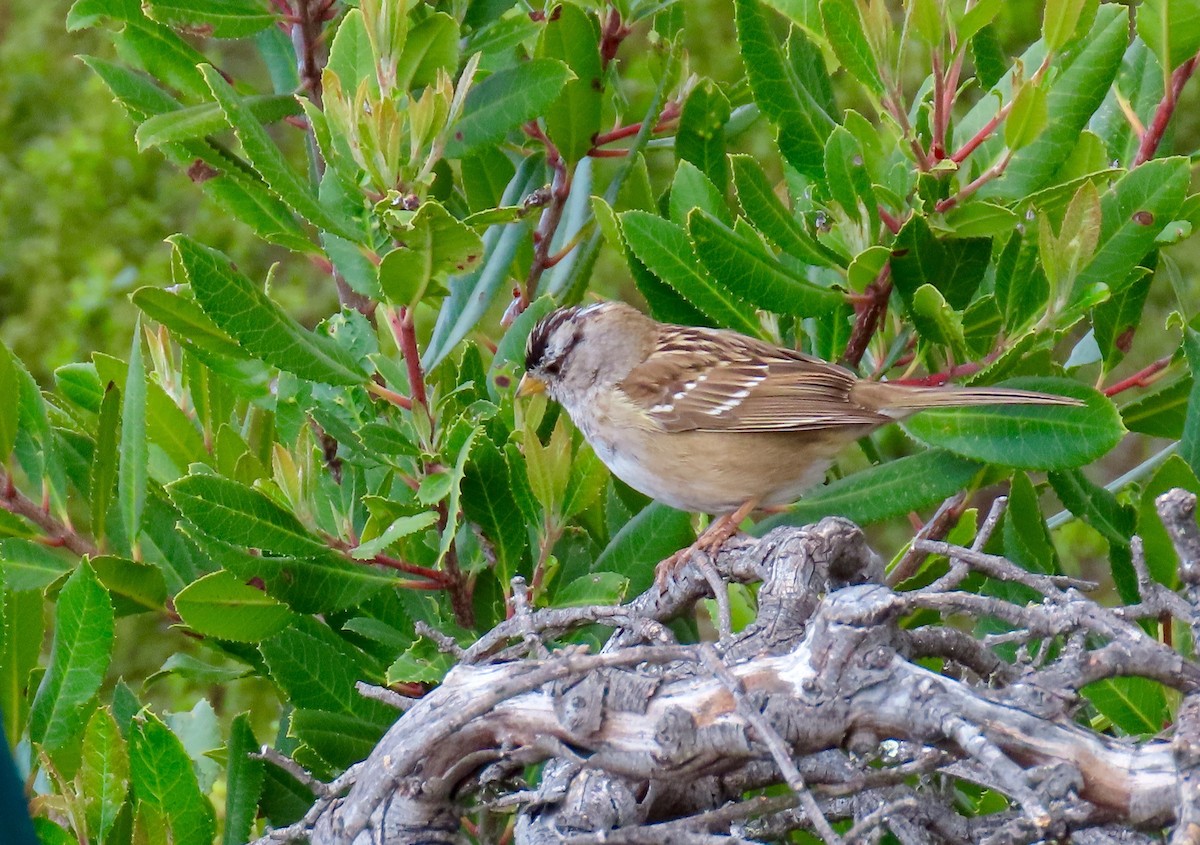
<box><xmin>517</xmin><ymin>301</ymin><xmax>1079</xmax><ymax>559</ymax></box>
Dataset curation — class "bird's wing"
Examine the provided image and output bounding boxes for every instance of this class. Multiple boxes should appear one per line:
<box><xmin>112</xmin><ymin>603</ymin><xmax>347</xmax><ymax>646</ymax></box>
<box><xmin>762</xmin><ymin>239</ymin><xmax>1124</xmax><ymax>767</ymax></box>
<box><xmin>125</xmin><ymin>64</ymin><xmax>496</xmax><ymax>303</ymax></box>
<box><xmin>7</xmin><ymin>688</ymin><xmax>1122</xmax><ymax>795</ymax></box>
<box><xmin>617</xmin><ymin>326</ymin><xmax>891</xmax><ymax>433</ymax></box>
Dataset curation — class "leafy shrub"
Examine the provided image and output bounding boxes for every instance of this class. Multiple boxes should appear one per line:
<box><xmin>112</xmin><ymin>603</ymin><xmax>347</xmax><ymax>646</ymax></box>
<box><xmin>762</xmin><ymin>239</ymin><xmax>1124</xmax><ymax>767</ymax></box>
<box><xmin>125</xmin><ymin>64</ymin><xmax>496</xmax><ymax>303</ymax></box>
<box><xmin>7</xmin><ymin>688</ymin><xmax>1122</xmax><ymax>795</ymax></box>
<box><xmin>3</xmin><ymin>0</ymin><xmax>1200</xmax><ymax>840</ymax></box>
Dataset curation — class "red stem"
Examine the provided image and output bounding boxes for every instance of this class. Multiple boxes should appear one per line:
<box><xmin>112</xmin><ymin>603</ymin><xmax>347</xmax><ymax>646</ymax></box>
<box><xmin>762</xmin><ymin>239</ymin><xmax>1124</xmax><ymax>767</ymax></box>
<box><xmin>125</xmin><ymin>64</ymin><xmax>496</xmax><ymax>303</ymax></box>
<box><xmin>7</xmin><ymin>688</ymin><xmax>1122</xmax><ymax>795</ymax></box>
<box><xmin>372</xmin><ymin>552</ymin><xmax>455</xmax><ymax>587</ymax></box>
<box><xmin>589</xmin><ymin>101</ymin><xmax>680</xmax><ymax>151</ymax></box>
<box><xmin>388</xmin><ymin>307</ymin><xmax>428</xmax><ymax>411</ymax></box>
<box><xmin>892</xmin><ymin>356</ymin><xmax>996</xmax><ymax>387</ymax></box>
<box><xmin>1102</xmin><ymin>356</ymin><xmax>1172</xmax><ymax>397</ymax></box>
<box><xmin>1133</xmin><ymin>54</ymin><xmax>1200</xmax><ymax>166</ymax></box>
<box><xmin>512</xmin><ymin>123</ymin><xmax>572</xmax><ymax>318</ymax></box>
<box><xmin>0</xmin><ymin>467</ymin><xmax>98</xmax><ymax>558</ymax></box>
<box><xmin>842</xmin><ymin>265</ymin><xmax>893</xmax><ymax>369</ymax></box>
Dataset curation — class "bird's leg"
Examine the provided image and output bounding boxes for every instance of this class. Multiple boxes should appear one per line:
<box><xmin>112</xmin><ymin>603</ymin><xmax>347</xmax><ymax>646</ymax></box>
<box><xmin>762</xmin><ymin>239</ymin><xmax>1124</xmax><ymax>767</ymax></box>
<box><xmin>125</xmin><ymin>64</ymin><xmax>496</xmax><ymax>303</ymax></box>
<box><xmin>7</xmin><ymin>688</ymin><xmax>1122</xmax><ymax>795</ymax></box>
<box><xmin>655</xmin><ymin>497</ymin><xmax>760</xmax><ymax>590</ymax></box>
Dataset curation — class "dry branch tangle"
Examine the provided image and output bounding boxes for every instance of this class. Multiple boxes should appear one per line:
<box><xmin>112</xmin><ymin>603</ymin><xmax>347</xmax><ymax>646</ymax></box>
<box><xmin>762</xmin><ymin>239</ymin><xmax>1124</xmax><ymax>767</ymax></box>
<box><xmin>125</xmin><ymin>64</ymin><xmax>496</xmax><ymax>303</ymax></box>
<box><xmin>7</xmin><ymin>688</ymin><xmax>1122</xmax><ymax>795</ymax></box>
<box><xmin>265</xmin><ymin>490</ymin><xmax>1200</xmax><ymax>844</ymax></box>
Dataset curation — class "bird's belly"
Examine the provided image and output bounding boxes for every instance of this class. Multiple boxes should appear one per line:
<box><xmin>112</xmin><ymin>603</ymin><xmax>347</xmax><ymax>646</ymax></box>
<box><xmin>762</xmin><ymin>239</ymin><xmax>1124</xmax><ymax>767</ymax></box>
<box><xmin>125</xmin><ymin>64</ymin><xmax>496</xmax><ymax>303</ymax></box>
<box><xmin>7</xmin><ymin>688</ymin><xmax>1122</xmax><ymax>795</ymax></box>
<box><xmin>582</xmin><ymin>424</ymin><xmax>845</xmax><ymax>515</ymax></box>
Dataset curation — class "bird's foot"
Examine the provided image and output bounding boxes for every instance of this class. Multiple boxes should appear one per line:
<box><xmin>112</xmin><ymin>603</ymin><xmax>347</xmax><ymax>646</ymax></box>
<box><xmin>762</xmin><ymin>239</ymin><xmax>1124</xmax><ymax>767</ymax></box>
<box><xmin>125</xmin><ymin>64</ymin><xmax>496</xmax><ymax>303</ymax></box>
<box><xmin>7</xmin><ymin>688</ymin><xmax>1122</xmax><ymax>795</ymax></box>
<box><xmin>653</xmin><ymin>499</ymin><xmax>759</xmax><ymax>592</ymax></box>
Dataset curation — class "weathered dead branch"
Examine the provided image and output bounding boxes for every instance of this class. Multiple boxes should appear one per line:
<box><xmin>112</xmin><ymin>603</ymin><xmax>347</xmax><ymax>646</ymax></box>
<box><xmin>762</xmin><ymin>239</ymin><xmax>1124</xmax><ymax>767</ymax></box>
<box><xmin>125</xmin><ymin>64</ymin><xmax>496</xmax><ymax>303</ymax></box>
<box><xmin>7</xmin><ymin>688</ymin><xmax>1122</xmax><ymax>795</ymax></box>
<box><xmin>255</xmin><ymin>489</ymin><xmax>1200</xmax><ymax>844</ymax></box>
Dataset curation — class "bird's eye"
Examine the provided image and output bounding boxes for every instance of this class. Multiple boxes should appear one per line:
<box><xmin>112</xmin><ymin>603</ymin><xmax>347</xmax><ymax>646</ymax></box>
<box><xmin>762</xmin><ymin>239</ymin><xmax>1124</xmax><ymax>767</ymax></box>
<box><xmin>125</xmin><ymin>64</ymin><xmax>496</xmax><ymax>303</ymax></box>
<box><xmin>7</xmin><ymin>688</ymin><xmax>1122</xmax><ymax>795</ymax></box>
<box><xmin>543</xmin><ymin>359</ymin><xmax>562</xmax><ymax>376</ymax></box>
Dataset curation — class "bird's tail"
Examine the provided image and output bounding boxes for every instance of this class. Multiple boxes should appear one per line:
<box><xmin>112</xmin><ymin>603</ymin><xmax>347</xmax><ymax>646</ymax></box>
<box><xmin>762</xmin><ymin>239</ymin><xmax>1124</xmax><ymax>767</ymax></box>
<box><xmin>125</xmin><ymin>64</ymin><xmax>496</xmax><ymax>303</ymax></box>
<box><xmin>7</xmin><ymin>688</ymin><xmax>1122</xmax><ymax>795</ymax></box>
<box><xmin>852</xmin><ymin>381</ymin><xmax>1084</xmax><ymax>417</ymax></box>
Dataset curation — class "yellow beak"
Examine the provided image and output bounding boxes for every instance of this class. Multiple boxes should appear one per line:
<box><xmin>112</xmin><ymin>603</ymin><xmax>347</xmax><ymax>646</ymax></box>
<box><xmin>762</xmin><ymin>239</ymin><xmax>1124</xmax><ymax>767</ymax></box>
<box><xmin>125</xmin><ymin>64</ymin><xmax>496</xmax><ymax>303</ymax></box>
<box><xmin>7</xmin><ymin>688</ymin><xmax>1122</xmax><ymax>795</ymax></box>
<box><xmin>516</xmin><ymin>373</ymin><xmax>547</xmax><ymax>398</ymax></box>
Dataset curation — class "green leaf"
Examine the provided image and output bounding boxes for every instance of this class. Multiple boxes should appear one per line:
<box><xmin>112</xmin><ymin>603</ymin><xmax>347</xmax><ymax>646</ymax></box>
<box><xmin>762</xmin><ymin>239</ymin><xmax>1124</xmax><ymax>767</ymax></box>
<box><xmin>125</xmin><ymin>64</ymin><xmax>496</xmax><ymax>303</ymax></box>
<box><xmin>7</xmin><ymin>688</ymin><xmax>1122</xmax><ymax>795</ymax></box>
<box><xmin>136</xmin><ymin>94</ymin><xmax>301</xmax><ymax>150</ymax></box>
<box><xmin>1121</xmin><ymin>376</ymin><xmax>1190</xmax><ymax>439</ymax></box>
<box><xmin>594</xmin><ymin>503</ymin><xmax>695</xmax><ymax>595</ymax></box>
<box><xmin>260</xmin><ymin>618</ymin><xmax>381</xmax><ymax>714</ymax></box>
<box><xmin>325</xmin><ymin>9</ymin><xmax>375</xmax><ymax>92</ymax></box>
<box><xmin>1002</xmin><ymin>471</ymin><xmax>1059</xmax><ymax>576</ymax></box>
<box><xmin>823</xmin><ymin>126</ymin><xmax>876</xmax><ymax>228</ymax></box>
<box><xmin>174</xmin><ymin>570</ymin><xmax>297</xmax><ymax>642</ymax></box>
<box><xmin>758</xmin><ymin>449</ymin><xmax>984</xmax><ymax>530</ymax></box>
<box><xmin>677</xmin><ymin>79</ymin><xmax>731</xmax><ymax>190</ymax></box>
<box><xmin>91</xmin><ymin>382</ymin><xmax>120</xmax><ymax>545</ymax></box>
<box><xmin>1137</xmin><ymin>454</ymin><xmax>1200</xmax><ymax>587</ymax></box>
<box><xmin>378</xmin><ymin>202</ymin><xmax>483</xmax><ymax>306</ymax></box>
<box><xmin>1083</xmin><ymin>677</ymin><xmax>1166</xmax><ymax>734</ymax></box>
<box><xmin>387</xmin><ymin>636</ymin><xmax>453</xmax><ymax>684</ymax></box>
<box><xmin>669</xmin><ymin>159</ymin><xmax>731</xmax><ymax>226</ymax></box>
<box><xmin>940</xmin><ymin>202</ymin><xmax>1020</xmax><ymax>238</ymax></box>
<box><xmin>1004</xmin><ymin>81</ymin><xmax>1048</xmax><ymax>151</ymax></box>
<box><xmin>689</xmin><ymin>210</ymin><xmax>843</xmax><ymax>315</ymax></box>
<box><xmin>119</xmin><ymin>327</ymin><xmax>148</xmax><ymax>547</ymax></box>
<box><xmin>444</xmin><ymin>59</ymin><xmax>574</xmax><ymax>158</ymax></box>
<box><xmin>730</xmin><ymin>155</ymin><xmax>841</xmax><ymax>268</ymax></box>
<box><xmin>54</xmin><ymin>362</ymin><xmax>104</xmax><ymax>414</ymax></box>
<box><xmin>910</xmin><ymin>285</ymin><xmax>969</xmax><ymax>359</ymax></box>
<box><xmin>143</xmin><ymin>0</ymin><xmax>275</xmax><ymax>38</ymax></box>
<box><xmin>0</xmin><ymin>342</ymin><xmax>17</xmax><ymax>462</ymax></box>
<box><xmin>891</xmin><ymin>215</ymin><xmax>991</xmax><ymax>311</ymax></box>
<box><xmin>0</xmin><ymin>539</ymin><xmax>72</xmax><ymax>592</ymax></box>
<box><xmin>129</xmin><ymin>713</ymin><xmax>216</xmax><ymax>845</ymax></box>
<box><xmin>462</xmin><ymin>437</ymin><xmax>528</xmax><ymax>584</ymax></box>
<box><xmin>169</xmin><ymin>474</ymin><xmax>326</xmax><ymax>556</ymax></box>
<box><xmin>351</xmin><ymin>512</ymin><xmax>438</xmax><ymax>560</ymax></box>
<box><xmin>29</xmin><ymin>563</ymin><xmax>114</xmax><ymax>758</ymax></box>
<box><xmin>621</xmin><ymin>211</ymin><xmax>762</xmax><ymax>336</ymax></box>
<box><xmin>554</xmin><ymin>571</ymin><xmax>629</xmax><ymax>606</ymax></box>
<box><xmin>983</xmin><ymin>6</ymin><xmax>1126</xmax><ymax>199</ymax></box>
<box><xmin>67</xmin><ymin>0</ymin><xmax>142</xmax><ymax>30</ymax></box>
<box><xmin>116</xmin><ymin>18</ymin><xmax>210</xmax><ymax>100</ymax></box>
<box><xmin>200</xmin><ymin>65</ymin><xmax>357</xmax><ymax>239</ymax></box>
<box><xmin>787</xmin><ymin>26</ymin><xmax>837</xmax><ymax>119</ymax></box>
<box><xmin>1048</xmin><ymin>467</ymin><xmax>1136</xmax><ymax>600</ymax></box>
<box><xmin>289</xmin><ymin>707</ymin><xmax>388</xmax><ymax>769</ymax></box>
<box><xmin>1073</xmin><ymin>159</ymin><xmax>1190</xmax><ymax>304</ymax></box>
<box><xmin>396</xmin><ymin>12</ymin><xmax>460</xmax><ymax>89</ymax></box>
<box><xmin>1043</xmin><ymin>0</ymin><xmax>1090</xmax><ymax>50</ymax></box>
<box><xmin>131</xmin><ymin>286</ymin><xmax>256</xmax><ymax>365</ymax></box>
<box><xmin>223</xmin><ymin>713</ymin><xmax>263</xmax><ymax>845</ymax></box>
<box><xmin>171</xmin><ymin>236</ymin><xmax>366</xmax><ymax>385</ymax></box>
<box><xmin>1048</xmin><ymin>468</ymin><xmax>1135</xmax><ymax>548</ymax></box>
<box><xmin>80</xmin><ymin>707</ymin><xmax>129</xmax><ymax>844</ymax></box>
<box><xmin>0</xmin><ymin>588</ymin><xmax>43</xmax><ymax>742</ymax></box>
<box><xmin>1183</xmin><ymin>328</ymin><xmax>1200</xmax><ymax>478</ymax></box>
<box><xmin>1138</xmin><ymin>0</ymin><xmax>1200</xmax><ymax>71</ymax></box>
<box><xmin>904</xmin><ymin>378</ymin><xmax>1124</xmax><ymax>470</ymax></box>
<box><xmin>819</xmin><ymin>0</ymin><xmax>884</xmax><ymax>96</ymax></box>
<box><xmin>1093</xmin><ymin>268</ymin><xmax>1151</xmax><ymax>369</ymax></box>
<box><xmin>537</xmin><ymin>3</ymin><xmax>602</xmax><ymax>163</ymax></box>
<box><xmin>91</xmin><ymin>555</ymin><xmax>168</xmax><ymax>615</ymax></box>
<box><xmin>735</xmin><ymin>0</ymin><xmax>833</xmax><ymax>178</ymax></box>
<box><xmin>423</xmin><ymin>155</ymin><xmax>541</xmax><ymax>370</ymax></box>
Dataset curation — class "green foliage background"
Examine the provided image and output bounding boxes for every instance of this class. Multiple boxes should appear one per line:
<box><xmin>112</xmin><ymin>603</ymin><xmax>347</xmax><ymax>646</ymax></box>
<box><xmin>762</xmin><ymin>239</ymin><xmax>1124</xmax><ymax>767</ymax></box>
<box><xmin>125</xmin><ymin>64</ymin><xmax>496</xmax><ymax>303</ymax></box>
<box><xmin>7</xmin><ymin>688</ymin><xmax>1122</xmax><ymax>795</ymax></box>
<box><xmin>4</xmin><ymin>0</ymin><xmax>1200</xmax><ymax>841</ymax></box>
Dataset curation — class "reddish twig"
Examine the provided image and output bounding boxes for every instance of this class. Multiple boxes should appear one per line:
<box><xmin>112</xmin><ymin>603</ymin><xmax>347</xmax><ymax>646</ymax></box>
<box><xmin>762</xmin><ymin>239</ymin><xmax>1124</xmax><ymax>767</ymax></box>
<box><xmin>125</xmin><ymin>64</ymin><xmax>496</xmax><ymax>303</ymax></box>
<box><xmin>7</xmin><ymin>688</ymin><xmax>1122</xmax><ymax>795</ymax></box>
<box><xmin>1133</xmin><ymin>53</ymin><xmax>1200</xmax><ymax>166</ymax></box>
<box><xmin>371</xmin><ymin>553</ymin><xmax>455</xmax><ymax>588</ymax></box>
<box><xmin>291</xmin><ymin>0</ymin><xmax>329</xmax><ymax>106</ymax></box>
<box><xmin>588</xmin><ymin>101</ymin><xmax>681</xmax><ymax>152</ymax></box>
<box><xmin>931</xmin><ymin>49</ymin><xmax>948</xmax><ymax>161</ymax></box>
<box><xmin>949</xmin><ymin>52</ymin><xmax>1053</xmax><ymax>166</ymax></box>
<box><xmin>599</xmin><ymin>7</ymin><xmax>631</xmax><ymax>70</ymax></box>
<box><xmin>511</xmin><ymin>123</ymin><xmax>572</xmax><ymax>319</ymax></box>
<box><xmin>0</xmin><ymin>468</ymin><xmax>98</xmax><ymax>558</ymax></box>
<box><xmin>1102</xmin><ymin>356</ymin><xmax>1172</xmax><ymax>397</ymax></box>
<box><xmin>842</xmin><ymin>265</ymin><xmax>893</xmax><ymax>369</ymax></box>
<box><xmin>387</xmin><ymin>307</ymin><xmax>429</xmax><ymax>411</ymax></box>
<box><xmin>891</xmin><ymin>356</ymin><xmax>996</xmax><ymax>387</ymax></box>
<box><xmin>366</xmin><ymin>379</ymin><xmax>414</xmax><ymax>410</ymax></box>
<box><xmin>878</xmin><ymin>205</ymin><xmax>905</xmax><ymax>236</ymax></box>
<box><xmin>935</xmin><ymin>149</ymin><xmax>1013</xmax><ymax>213</ymax></box>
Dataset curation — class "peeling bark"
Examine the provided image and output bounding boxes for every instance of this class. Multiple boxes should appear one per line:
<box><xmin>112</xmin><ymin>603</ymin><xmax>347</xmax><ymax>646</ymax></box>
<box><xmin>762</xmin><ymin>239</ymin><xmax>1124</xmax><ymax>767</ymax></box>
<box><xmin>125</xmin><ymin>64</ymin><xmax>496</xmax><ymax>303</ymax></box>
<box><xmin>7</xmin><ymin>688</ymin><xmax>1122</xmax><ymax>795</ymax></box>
<box><xmin>255</xmin><ymin>490</ymin><xmax>1200</xmax><ymax>844</ymax></box>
